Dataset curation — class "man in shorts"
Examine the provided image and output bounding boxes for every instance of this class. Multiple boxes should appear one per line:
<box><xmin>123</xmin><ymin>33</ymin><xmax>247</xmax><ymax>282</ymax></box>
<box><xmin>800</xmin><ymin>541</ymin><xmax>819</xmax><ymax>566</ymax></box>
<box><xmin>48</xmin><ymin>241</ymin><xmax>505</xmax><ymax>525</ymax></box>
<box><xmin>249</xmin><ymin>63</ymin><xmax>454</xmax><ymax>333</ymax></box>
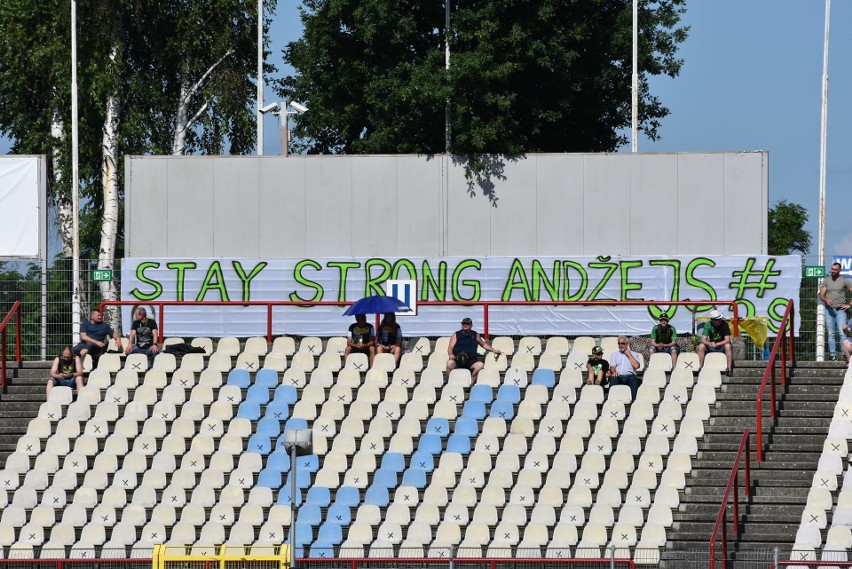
<box><xmin>345</xmin><ymin>314</ymin><xmax>376</xmax><ymax>367</ymax></box>
<box><xmin>72</xmin><ymin>309</ymin><xmax>123</xmax><ymax>369</ymax></box>
<box><xmin>649</xmin><ymin>313</ymin><xmax>679</xmax><ymax>368</ymax></box>
<box><xmin>446</xmin><ymin>317</ymin><xmax>502</xmax><ymax>383</ymax></box>
<box><xmin>697</xmin><ymin>309</ymin><xmax>734</xmax><ymax>377</ymax></box>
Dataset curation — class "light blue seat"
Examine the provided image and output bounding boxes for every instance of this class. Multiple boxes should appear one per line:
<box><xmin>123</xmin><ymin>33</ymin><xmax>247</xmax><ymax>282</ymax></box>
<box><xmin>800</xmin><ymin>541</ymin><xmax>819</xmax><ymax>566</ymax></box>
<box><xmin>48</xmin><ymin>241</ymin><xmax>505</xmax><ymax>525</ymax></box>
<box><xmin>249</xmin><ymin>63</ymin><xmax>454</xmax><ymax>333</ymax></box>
<box><xmin>294</xmin><ymin>522</ymin><xmax>314</xmax><ymax>545</ymax></box>
<box><xmin>236</xmin><ymin>402</ymin><xmax>262</xmax><ymax>420</ymax></box>
<box><xmin>274</xmin><ymin>385</ymin><xmax>298</xmax><ymax>404</ymax></box>
<box><xmin>306</xmin><ymin>486</ymin><xmax>331</xmax><ymax>507</ymax></box>
<box><xmin>246</xmin><ymin>384</ymin><xmax>271</xmax><ymax>405</ymax></box>
<box><xmin>266</xmin><ymin>450</ymin><xmax>290</xmax><ymax>473</ymax></box>
<box><xmin>257</xmin><ymin>468</ymin><xmax>282</xmax><ymax>489</ymax></box>
<box><xmin>409</xmin><ymin>451</ymin><xmax>435</xmax><ymax>473</ymax></box>
<box><xmin>284</xmin><ymin>469</ymin><xmax>312</xmax><ymax>491</ymax></box>
<box><xmin>247</xmin><ymin>434</ymin><xmax>272</xmax><ymax>455</ymax></box>
<box><xmin>372</xmin><ymin>468</ymin><xmax>399</xmax><ymax>489</ymax></box>
<box><xmin>256</xmin><ymin>368</ymin><xmax>279</xmax><ymax>388</ymax></box>
<box><xmin>285</xmin><ymin>418</ymin><xmax>308</xmax><ymax>430</ymax></box>
<box><xmin>401</xmin><ymin>468</ymin><xmax>427</xmax><ymax>488</ymax></box>
<box><xmin>380</xmin><ymin>452</ymin><xmax>406</xmax><ymax>473</ymax></box>
<box><xmin>425</xmin><ymin>417</ymin><xmax>450</xmax><ymax>437</ymax></box>
<box><xmin>326</xmin><ymin>503</ymin><xmax>352</xmax><ymax>525</ymax></box>
<box><xmin>531</xmin><ymin>367</ymin><xmax>556</xmax><ymax>387</ymax></box>
<box><xmin>446</xmin><ymin>434</ymin><xmax>471</xmax><ymax>455</ymax></box>
<box><xmin>469</xmin><ymin>384</ymin><xmax>494</xmax><ymax>404</ymax></box>
<box><xmin>460</xmin><ymin>400</ymin><xmax>486</xmax><ymax>420</ymax></box>
<box><xmin>257</xmin><ymin>416</ymin><xmax>282</xmax><ymax>439</ymax></box>
<box><xmin>417</xmin><ymin>434</ymin><xmax>443</xmax><ymax>455</ymax></box>
<box><xmin>316</xmin><ymin>522</ymin><xmax>343</xmax><ymax>545</ymax></box>
<box><xmin>308</xmin><ymin>542</ymin><xmax>335</xmax><ymax>558</ymax></box>
<box><xmin>489</xmin><ymin>400</ymin><xmax>515</xmax><ymax>420</ymax></box>
<box><xmin>453</xmin><ymin>416</ymin><xmax>479</xmax><ymax>438</ymax></box>
<box><xmin>364</xmin><ymin>485</ymin><xmax>390</xmax><ymax>507</ymax></box>
<box><xmin>227</xmin><ymin>368</ymin><xmax>251</xmax><ymax>388</ymax></box>
<box><xmin>496</xmin><ymin>384</ymin><xmax>521</xmax><ymax>404</ymax></box>
<box><xmin>296</xmin><ymin>454</ymin><xmax>320</xmax><ymax>473</ymax></box>
<box><xmin>265</xmin><ymin>400</ymin><xmax>290</xmax><ymax>421</ymax></box>
<box><xmin>297</xmin><ymin>504</ymin><xmax>323</xmax><ymax>527</ymax></box>
<box><xmin>276</xmin><ymin>488</ymin><xmax>303</xmax><ymax>506</ymax></box>
<box><xmin>334</xmin><ymin>486</ymin><xmax>360</xmax><ymax>507</ymax></box>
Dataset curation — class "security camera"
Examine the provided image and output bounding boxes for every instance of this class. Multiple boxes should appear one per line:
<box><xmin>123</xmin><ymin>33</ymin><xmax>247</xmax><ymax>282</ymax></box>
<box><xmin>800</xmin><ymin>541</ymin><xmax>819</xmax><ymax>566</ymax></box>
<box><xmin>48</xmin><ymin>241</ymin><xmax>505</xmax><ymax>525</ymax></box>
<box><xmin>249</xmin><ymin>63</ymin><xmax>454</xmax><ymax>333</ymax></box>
<box><xmin>289</xmin><ymin>101</ymin><xmax>309</xmax><ymax>113</ymax></box>
<box><xmin>259</xmin><ymin>102</ymin><xmax>280</xmax><ymax>113</ymax></box>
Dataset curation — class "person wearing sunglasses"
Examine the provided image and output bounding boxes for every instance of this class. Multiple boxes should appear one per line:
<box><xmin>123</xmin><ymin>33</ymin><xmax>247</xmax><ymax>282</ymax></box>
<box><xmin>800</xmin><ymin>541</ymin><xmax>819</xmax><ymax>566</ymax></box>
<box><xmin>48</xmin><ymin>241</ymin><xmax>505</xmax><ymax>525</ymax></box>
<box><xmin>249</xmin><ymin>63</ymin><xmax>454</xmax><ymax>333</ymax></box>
<box><xmin>609</xmin><ymin>336</ymin><xmax>642</xmax><ymax>400</ymax></box>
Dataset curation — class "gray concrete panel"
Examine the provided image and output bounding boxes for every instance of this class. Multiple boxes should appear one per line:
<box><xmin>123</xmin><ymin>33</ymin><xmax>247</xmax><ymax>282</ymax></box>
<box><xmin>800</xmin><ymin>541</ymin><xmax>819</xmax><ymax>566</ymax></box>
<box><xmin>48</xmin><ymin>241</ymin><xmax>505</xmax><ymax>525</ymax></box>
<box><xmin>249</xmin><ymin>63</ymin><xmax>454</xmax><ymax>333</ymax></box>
<box><xmin>125</xmin><ymin>157</ymin><xmax>167</xmax><ymax>257</ymax></box>
<box><xmin>305</xmin><ymin>158</ymin><xmax>352</xmax><ymax>256</ymax></box>
<box><xmin>489</xmin><ymin>156</ymin><xmax>538</xmax><ymax>256</ymax></box>
<box><xmin>165</xmin><ymin>159</ymin><xmax>214</xmax><ymax>257</ymax></box>
<box><xmin>677</xmin><ymin>153</ymin><xmax>726</xmax><ymax>254</ymax></box>
<box><xmin>584</xmin><ymin>154</ymin><xmax>631</xmax><ymax>255</ymax></box>
<box><xmin>536</xmin><ymin>154</ymin><xmax>585</xmax><ymax>255</ymax></box>
<box><xmin>395</xmin><ymin>156</ymin><xmax>442</xmax><ymax>257</ymax></box>
<box><xmin>352</xmin><ymin>157</ymin><xmax>398</xmax><ymax>257</ymax></box>
<box><xmin>630</xmin><ymin>153</ymin><xmax>680</xmax><ymax>255</ymax></box>
<box><xmin>446</xmin><ymin>157</ymin><xmax>492</xmax><ymax>256</ymax></box>
<box><xmin>259</xmin><ymin>158</ymin><xmax>307</xmax><ymax>257</ymax></box>
<box><xmin>213</xmin><ymin>159</ymin><xmax>260</xmax><ymax>257</ymax></box>
<box><xmin>723</xmin><ymin>152</ymin><xmax>767</xmax><ymax>254</ymax></box>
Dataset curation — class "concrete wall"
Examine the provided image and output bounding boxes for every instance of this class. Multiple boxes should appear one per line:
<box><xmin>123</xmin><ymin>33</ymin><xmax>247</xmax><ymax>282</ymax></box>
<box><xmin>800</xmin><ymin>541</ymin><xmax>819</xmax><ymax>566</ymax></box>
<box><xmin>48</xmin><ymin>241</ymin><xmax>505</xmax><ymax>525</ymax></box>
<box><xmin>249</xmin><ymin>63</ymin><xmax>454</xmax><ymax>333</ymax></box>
<box><xmin>125</xmin><ymin>151</ymin><xmax>768</xmax><ymax>258</ymax></box>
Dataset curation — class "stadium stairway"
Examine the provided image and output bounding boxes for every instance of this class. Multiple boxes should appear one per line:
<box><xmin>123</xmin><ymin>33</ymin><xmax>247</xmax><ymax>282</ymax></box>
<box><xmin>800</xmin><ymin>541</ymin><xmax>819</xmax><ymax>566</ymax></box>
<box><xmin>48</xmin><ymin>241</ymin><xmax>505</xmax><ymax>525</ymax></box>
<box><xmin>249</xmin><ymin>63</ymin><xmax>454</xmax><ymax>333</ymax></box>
<box><xmin>0</xmin><ymin>362</ymin><xmax>51</xmax><ymax>464</ymax></box>
<box><xmin>667</xmin><ymin>360</ymin><xmax>846</xmax><ymax>562</ymax></box>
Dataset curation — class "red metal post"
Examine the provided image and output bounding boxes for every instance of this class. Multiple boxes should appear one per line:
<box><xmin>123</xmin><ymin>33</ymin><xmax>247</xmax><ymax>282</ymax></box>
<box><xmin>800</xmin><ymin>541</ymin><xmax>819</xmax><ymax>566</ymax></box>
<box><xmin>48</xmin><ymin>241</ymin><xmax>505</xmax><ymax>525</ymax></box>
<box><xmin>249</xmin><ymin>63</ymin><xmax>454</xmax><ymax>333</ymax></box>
<box><xmin>732</xmin><ymin>303</ymin><xmax>740</xmax><ymax>337</ymax></box>
<box><xmin>745</xmin><ymin>435</ymin><xmax>751</xmax><ymax>497</ymax></box>
<box><xmin>15</xmin><ymin>303</ymin><xmax>21</xmax><ymax>362</ymax></box>
<box><xmin>1</xmin><ymin>328</ymin><xmax>6</xmax><ymax>389</ymax></box>
<box><xmin>721</xmin><ymin>508</ymin><xmax>728</xmax><ymax>568</ymax></box>
<box><xmin>756</xmin><ymin>400</ymin><xmax>763</xmax><ymax>462</ymax></box>
<box><xmin>733</xmin><ymin>476</ymin><xmax>739</xmax><ymax>534</ymax></box>
<box><xmin>770</xmin><ymin>366</ymin><xmax>776</xmax><ymax>418</ymax></box>
<box><xmin>483</xmin><ymin>304</ymin><xmax>490</xmax><ymax>339</ymax></box>
<box><xmin>789</xmin><ymin>303</ymin><xmax>796</xmax><ymax>365</ymax></box>
<box><xmin>158</xmin><ymin>303</ymin><xmax>165</xmax><ymax>339</ymax></box>
<box><xmin>267</xmin><ymin>305</ymin><xmax>273</xmax><ymax>343</ymax></box>
<box><xmin>780</xmin><ymin>334</ymin><xmax>787</xmax><ymax>387</ymax></box>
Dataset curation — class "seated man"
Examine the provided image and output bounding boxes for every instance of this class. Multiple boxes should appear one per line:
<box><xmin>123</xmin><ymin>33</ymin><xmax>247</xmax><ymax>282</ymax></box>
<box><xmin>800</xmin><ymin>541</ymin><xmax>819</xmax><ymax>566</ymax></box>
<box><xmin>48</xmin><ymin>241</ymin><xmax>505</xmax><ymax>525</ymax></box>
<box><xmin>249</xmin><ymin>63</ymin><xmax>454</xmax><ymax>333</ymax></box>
<box><xmin>697</xmin><ymin>309</ymin><xmax>734</xmax><ymax>376</ymax></box>
<box><xmin>125</xmin><ymin>306</ymin><xmax>159</xmax><ymax>368</ymax></box>
<box><xmin>345</xmin><ymin>314</ymin><xmax>376</xmax><ymax>367</ymax></box>
<box><xmin>376</xmin><ymin>313</ymin><xmax>403</xmax><ymax>368</ymax></box>
<box><xmin>72</xmin><ymin>309</ymin><xmax>123</xmax><ymax>369</ymax></box>
<box><xmin>608</xmin><ymin>336</ymin><xmax>642</xmax><ymax>401</ymax></box>
<box><xmin>649</xmin><ymin>313</ymin><xmax>679</xmax><ymax>368</ymax></box>
<box><xmin>47</xmin><ymin>345</ymin><xmax>84</xmax><ymax>399</ymax></box>
<box><xmin>446</xmin><ymin>317</ymin><xmax>502</xmax><ymax>383</ymax></box>
<box><xmin>586</xmin><ymin>346</ymin><xmax>609</xmax><ymax>386</ymax></box>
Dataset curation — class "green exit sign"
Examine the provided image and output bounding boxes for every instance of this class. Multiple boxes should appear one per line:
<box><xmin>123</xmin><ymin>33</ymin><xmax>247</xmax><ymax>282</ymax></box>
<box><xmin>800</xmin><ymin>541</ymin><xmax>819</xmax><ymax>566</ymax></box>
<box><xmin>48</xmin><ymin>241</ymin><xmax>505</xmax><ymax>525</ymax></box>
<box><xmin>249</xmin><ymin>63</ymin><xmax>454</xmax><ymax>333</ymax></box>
<box><xmin>804</xmin><ymin>266</ymin><xmax>825</xmax><ymax>278</ymax></box>
<box><xmin>92</xmin><ymin>269</ymin><xmax>113</xmax><ymax>282</ymax></box>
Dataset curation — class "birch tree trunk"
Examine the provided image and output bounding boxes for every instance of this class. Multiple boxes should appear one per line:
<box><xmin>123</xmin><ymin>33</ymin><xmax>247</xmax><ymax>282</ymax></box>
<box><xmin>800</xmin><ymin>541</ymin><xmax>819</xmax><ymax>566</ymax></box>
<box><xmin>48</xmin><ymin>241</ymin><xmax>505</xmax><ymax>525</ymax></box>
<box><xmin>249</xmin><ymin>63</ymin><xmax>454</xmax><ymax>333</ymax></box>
<box><xmin>171</xmin><ymin>51</ymin><xmax>232</xmax><ymax>155</ymax></box>
<box><xmin>98</xmin><ymin>47</ymin><xmax>123</xmax><ymax>334</ymax></box>
<box><xmin>51</xmin><ymin>109</ymin><xmax>73</xmax><ymax>259</ymax></box>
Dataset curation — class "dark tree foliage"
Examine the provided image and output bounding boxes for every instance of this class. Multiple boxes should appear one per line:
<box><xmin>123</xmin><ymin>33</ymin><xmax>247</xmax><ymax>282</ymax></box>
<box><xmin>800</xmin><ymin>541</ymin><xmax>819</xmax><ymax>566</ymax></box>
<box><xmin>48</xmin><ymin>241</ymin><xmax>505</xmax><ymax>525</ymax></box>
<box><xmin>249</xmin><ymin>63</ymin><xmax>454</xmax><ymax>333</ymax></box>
<box><xmin>280</xmin><ymin>0</ymin><xmax>688</xmax><ymax>156</ymax></box>
<box><xmin>768</xmin><ymin>200</ymin><xmax>812</xmax><ymax>256</ymax></box>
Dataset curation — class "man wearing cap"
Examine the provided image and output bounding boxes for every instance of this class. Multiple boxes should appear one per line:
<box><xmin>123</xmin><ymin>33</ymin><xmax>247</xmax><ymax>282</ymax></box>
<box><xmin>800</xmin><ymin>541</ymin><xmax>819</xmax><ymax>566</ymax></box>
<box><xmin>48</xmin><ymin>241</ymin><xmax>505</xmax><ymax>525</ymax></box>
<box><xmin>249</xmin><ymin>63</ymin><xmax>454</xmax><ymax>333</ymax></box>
<box><xmin>649</xmin><ymin>313</ymin><xmax>679</xmax><ymax>368</ymax></box>
<box><xmin>819</xmin><ymin>263</ymin><xmax>852</xmax><ymax>361</ymax></box>
<box><xmin>586</xmin><ymin>346</ymin><xmax>610</xmax><ymax>386</ymax></box>
<box><xmin>608</xmin><ymin>336</ymin><xmax>642</xmax><ymax>400</ymax></box>
<box><xmin>697</xmin><ymin>309</ymin><xmax>734</xmax><ymax>376</ymax></box>
<box><xmin>447</xmin><ymin>318</ymin><xmax>502</xmax><ymax>383</ymax></box>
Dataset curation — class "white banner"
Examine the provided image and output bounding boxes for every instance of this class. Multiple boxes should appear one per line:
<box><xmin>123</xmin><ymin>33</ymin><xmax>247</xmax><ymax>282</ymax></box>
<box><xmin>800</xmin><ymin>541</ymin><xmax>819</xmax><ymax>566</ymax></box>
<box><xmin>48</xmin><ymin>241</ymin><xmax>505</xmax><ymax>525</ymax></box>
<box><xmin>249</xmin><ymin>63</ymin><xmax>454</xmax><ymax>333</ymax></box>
<box><xmin>0</xmin><ymin>156</ymin><xmax>43</xmax><ymax>258</ymax></box>
<box><xmin>120</xmin><ymin>255</ymin><xmax>801</xmax><ymax>338</ymax></box>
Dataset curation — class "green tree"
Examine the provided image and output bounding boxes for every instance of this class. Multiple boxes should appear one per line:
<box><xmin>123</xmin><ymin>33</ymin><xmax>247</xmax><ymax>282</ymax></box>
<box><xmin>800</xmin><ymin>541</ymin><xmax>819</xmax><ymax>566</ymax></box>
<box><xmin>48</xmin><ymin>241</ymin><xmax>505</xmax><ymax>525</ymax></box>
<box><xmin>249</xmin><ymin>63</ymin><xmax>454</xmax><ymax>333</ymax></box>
<box><xmin>280</xmin><ymin>0</ymin><xmax>688</xmax><ymax>156</ymax></box>
<box><xmin>768</xmin><ymin>200</ymin><xmax>812</xmax><ymax>256</ymax></box>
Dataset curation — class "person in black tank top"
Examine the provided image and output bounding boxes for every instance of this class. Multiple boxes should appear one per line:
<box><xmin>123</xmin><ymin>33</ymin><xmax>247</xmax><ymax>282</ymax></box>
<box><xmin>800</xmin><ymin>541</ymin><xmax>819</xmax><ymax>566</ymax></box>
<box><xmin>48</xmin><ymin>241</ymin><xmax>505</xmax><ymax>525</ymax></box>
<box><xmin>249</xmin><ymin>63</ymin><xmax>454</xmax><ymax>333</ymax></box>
<box><xmin>446</xmin><ymin>317</ymin><xmax>502</xmax><ymax>383</ymax></box>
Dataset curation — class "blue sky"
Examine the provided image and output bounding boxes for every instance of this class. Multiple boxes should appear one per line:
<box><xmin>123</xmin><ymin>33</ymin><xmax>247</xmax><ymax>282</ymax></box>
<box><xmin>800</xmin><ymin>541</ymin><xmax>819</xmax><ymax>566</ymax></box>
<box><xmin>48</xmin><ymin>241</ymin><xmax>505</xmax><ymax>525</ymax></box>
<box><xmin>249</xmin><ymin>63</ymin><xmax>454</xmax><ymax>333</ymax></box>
<box><xmin>3</xmin><ymin>1</ymin><xmax>848</xmax><ymax>260</ymax></box>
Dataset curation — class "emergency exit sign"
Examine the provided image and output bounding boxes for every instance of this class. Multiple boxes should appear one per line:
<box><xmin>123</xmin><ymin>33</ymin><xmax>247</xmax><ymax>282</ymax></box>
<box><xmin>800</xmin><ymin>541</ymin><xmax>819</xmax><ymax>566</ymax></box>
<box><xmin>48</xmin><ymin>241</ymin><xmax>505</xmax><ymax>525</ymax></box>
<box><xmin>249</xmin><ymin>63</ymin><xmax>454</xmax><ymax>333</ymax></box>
<box><xmin>804</xmin><ymin>266</ymin><xmax>825</xmax><ymax>278</ymax></box>
<box><xmin>92</xmin><ymin>269</ymin><xmax>113</xmax><ymax>282</ymax></box>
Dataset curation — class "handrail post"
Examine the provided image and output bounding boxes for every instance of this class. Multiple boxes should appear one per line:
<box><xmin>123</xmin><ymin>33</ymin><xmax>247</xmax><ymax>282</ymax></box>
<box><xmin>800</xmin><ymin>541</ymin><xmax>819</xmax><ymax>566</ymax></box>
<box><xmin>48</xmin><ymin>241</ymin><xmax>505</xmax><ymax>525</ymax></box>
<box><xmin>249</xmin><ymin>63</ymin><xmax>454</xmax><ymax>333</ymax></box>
<box><xmin>732</xmin><ymin>302</ymin><xmax>739</xmax><ymax>337</ymax></box>
<box><xmin>267</xmin><ymin>305</ymin><xmax>273</xmax><ymax>343</ymax></box>
<box><xmin>15</xmin><ymin>302</ymin><xmax>21</xmax><ymax>362</ymax></box>
<box><xmin>789</xmin><ymin>303</ymin><xmax>796</xmax><ymax>366</ymax></box>
<box><xmin>721</xmin><ymin>507</ymin><xmax>728</xmax><ymax>568</ymax></box>
<box><xmin>159</xmin><ymin>303</ymin><xmax>165</xmax><ymax>339</ymax></box>
<box><xmin>780</xmin><ymin>334</ymin><xmax>787</xmax><ymax>387</ymax></box>
<box><xmin>769</xmin><ymin>365</ymin><xmax>776</xmax><ymax>418</ymax></box>
<box><xmin>1</xmin><ymin>328</ymin><xmax>6</xmax><ymax>389</ymax></box>
<box><xmin>483</xmin><ymin>304</ymin><xmax>489</xmax><ymax>339</ymax></box>
<box><xmin>756</xmin><ymin>398</ymin><xmax>763</xmax><ymax>462</ymax></box>
<box><xmin>745</xmin><ymin>433</ymin><xmax>751</xmax><ymax>498</ymax></box>
<box><xmin>733</xmin><ymin>474</ymin><xmax>739</xmax><ymax>535</ymax></box>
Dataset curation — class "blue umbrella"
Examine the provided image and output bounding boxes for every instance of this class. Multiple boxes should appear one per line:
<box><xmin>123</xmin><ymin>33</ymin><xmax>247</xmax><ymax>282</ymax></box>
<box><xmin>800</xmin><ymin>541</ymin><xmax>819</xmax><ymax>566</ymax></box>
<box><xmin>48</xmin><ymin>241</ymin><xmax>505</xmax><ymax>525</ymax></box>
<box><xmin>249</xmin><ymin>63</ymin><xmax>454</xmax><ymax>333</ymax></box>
<box><xmin>343</xmin><ymin>295</ymin><xmax>412</xmax><ymax>316</ymax></box>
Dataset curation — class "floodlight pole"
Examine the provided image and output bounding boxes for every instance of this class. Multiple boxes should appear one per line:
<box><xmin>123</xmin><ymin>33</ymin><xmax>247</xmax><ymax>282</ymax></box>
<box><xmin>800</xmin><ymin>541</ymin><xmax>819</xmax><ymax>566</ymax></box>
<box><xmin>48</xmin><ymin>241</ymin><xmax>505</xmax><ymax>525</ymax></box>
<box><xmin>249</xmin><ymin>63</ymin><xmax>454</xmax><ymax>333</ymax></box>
<box><xmin>816</xmin><ymin>0</ymin><xmax>831</xmax><ymax>362</ymax></box>
<box><xmin>257</xmin><ymin>0</ymin><xmax>264</xmax><ymax>155</ymax></box>
<box><xmin>282</xmin><ymin>428</ymin><xmax>310</xmax><ymax>567</ymax></box>
<box><xmin>71</xmin><ymin>0</ymin><xmax>81</xmax><ymax>342</ymax></box>
<box><xmin>631</xmin><ymin>0</ymin><xmax>638</xmax><ymax>152</ymax></box>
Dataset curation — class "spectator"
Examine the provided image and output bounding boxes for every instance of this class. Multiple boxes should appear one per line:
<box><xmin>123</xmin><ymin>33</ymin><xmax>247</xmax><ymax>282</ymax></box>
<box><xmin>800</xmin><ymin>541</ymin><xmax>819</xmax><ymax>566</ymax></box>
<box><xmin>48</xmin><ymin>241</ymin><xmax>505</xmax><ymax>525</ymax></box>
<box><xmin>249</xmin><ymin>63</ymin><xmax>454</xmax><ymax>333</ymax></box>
<box><xmin>609</xmin><ymin>336</ymin><xmax>642</xmax><ymax>400</ymax></box>
<box><xmin>697</xmin><ymin>309</ymin><xmax>734</xmax><ymax>377</ymax></box>
<box><xmin>586</xmin><ymin>346</ymin><xmax>609</xmax><ymax>386</ymax></box>
<box><xmin>125</xmin><ymin>306</ymin><xmax>159</xmax><ymax>368</ymax></box>
<box><xmin>47</xmin><ymin>345</ymin><xmax>84</xmax><ymax>399</ymax></box>
<box><xmin>820</xmin><ymin>262</ymin><xmax>852</xmax><ymax>361</ymax></box>
<box><xmin>447</xmin><ymin>317</ymin><xmax>502</xmax><ymax>383</ymax></box>
<box><xmin>649</xmin><ymin>313</ymin><xmax>679</xmax><ymax>368</ymax></box>
<box><xmin>376</xmin><ymin>312</ymin><xmax>403</xmax><ymax>368</ymax></box>
<box><xmin>72</xmin><ymin>309</ymin><xmax>123</xmax><ymax>369</ymax></box>
<box><xmin>345</xmin><ymin>313</ymin><xmax>376</xmax><ymax>367</ymax></box>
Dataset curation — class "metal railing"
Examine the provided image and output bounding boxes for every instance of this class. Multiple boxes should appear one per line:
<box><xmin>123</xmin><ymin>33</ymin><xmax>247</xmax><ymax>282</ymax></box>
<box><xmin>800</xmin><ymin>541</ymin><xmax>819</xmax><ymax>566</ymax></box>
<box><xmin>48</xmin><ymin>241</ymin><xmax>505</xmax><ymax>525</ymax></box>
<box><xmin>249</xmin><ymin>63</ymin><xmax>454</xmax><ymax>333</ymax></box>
<box><xmin>0</xmin><ymin>300</ymin><xmax>22</xmax><ymax>388</ymax></box>
<box><xmin>755</xmin><ymin>299</ymin><xmax>796</xmax><ymax>462</ymax></box>
<box><xmin>98</xmin><ymin>299</ymin><xmax>743</xmax><ymax>343</ymax></box>
<box><xmin>709</xmin><ymin>429</ymin><xmax>752</xmax><ymax>569</ymax></box>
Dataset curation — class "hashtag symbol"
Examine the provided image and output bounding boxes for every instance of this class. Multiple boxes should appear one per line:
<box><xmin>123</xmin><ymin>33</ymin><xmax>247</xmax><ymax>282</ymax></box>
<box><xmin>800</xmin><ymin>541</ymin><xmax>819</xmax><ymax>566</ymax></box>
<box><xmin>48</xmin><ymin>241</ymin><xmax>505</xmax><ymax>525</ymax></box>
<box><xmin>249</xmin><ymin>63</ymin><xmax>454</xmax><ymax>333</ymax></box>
<box><xmin>730</xmin><ymin>257</ymin><xmax>781</xmax><ymax>299</ymax></box>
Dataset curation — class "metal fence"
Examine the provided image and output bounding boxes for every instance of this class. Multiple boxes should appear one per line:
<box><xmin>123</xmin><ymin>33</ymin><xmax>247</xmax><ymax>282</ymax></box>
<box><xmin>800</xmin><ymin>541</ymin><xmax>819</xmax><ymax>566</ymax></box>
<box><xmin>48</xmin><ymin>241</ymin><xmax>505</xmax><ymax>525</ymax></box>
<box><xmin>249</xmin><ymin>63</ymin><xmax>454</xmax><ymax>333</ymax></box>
<box><xmin>0</xmin><ymin>257</ymin><xmax>828</xmax><ymax>363</ymax></box>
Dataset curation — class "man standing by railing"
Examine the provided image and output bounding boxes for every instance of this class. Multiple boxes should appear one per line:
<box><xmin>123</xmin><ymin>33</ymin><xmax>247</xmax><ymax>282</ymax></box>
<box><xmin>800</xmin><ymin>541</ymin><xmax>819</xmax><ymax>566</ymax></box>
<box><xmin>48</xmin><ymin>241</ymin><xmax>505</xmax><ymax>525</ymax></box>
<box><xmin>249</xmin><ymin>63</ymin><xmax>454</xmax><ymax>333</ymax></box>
<box><xmin>819</xmin><ymin>262</ymin><xmax>852</xmax><ymax>361</ymax></box>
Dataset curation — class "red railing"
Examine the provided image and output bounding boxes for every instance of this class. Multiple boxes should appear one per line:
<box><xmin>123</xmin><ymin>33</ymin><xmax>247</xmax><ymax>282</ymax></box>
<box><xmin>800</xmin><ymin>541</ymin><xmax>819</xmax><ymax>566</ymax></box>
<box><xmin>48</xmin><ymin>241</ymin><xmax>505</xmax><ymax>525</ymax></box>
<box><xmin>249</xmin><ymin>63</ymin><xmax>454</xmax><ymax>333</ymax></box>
<box><xmin>0</xmin><ymin>301</ymin><xmax>23</xmax><ymax>388</ymax></box>
<box><xmin>709</xmin><ymin>429</ymin><xmax>751</xmax><ymax>569</ymax></box>
<box><xmin>99</xmin><ymin>299</ymin><xmax>741</xmax><ymax>342</ymax></box>
<box><xmin>755</xmin><ymin>299</ymin><xmax>796</xmax><ymax>462</ymax></box>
